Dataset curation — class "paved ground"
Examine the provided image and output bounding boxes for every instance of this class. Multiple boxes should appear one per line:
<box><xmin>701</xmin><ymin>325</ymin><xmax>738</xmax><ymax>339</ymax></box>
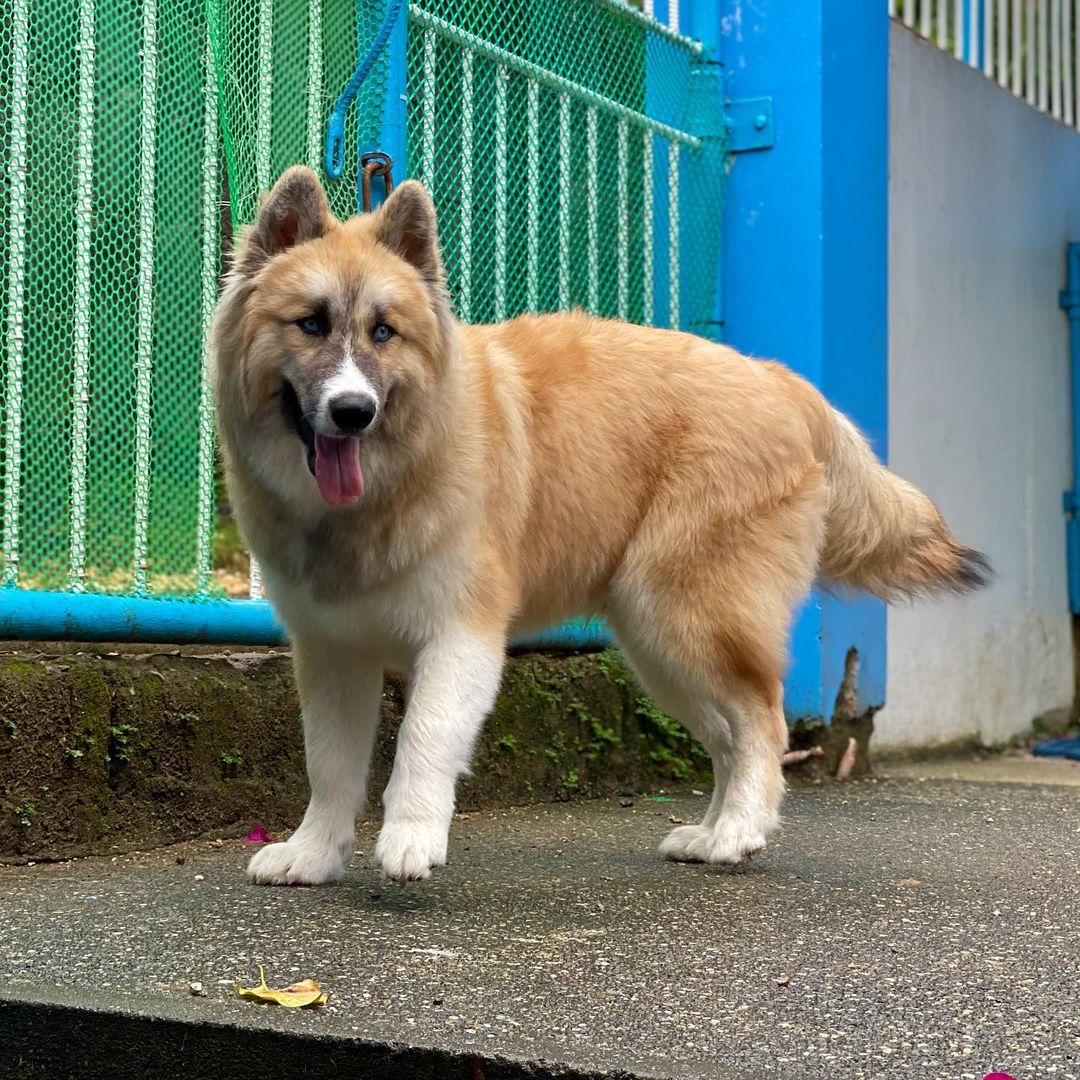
<box><xmin>1</xmin><ymin>763</ymin><xmax>1078</xmax><ymax>1079</ymax></box>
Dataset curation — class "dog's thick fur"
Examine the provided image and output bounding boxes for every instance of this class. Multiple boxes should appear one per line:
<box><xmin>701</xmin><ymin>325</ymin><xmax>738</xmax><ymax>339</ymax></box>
<box><xmin>212</xmin><ymin>167</ymin><xmax>989</xmax><ymax>885</ymax></box>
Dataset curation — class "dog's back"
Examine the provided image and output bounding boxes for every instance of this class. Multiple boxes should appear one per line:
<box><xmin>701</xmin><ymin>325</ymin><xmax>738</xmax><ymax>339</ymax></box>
<box><xmin>460</xmin><ymin>311</ymin><xmax>988</xmax><ymax>635</ymax></box>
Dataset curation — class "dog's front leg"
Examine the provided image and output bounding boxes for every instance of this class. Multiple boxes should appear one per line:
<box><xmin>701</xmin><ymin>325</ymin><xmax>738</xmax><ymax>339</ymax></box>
<box><xmin>248</xmin><ymin>638</ymin><xmax>383</xmax><ymax>886</ymax></box>
<box><xmin>374</xmin><ymin>628</ymin><xmax>504</xmax><ymax>881</ymax></box>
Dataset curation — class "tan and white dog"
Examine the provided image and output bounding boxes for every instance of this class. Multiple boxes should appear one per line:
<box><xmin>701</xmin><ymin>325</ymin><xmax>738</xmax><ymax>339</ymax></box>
<box><xmin>212</xmin><ymin>166</ymin><xmax>989</xmax><ymax>885</ymax></box>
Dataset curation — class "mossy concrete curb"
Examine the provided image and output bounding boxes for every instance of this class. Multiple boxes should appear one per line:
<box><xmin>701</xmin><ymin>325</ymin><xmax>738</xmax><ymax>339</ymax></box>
<box><xmin>0</xmin><ymin>647</ymin><xmax>717</xmax><ymax>861</ymax></box>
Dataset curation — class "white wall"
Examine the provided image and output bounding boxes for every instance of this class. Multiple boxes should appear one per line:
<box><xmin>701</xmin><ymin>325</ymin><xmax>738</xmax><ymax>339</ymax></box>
<box><xmin>879</xmin><ymin>24</ymin><xmax>1080</xmax><ymax>749</ymax></box>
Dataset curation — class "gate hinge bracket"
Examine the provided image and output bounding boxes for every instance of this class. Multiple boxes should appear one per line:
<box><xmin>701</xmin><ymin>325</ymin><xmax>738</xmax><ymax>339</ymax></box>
<box><xmin>725</xmin><ymin>97</ymin><xmax>775</xmax><ymax>153</ymax></box>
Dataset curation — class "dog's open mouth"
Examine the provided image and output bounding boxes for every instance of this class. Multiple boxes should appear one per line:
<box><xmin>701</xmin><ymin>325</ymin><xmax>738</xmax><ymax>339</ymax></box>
<box><xmin>282</xmin><ymin>380</ymin><xmax>364</xmax><ymax>507</ymax></box>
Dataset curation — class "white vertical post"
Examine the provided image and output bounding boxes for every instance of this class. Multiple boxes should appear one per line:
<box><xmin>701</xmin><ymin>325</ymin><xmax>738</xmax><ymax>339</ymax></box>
<box><xmin>888</xmin><ymin>0</ymin><xmax>896</xmax><ymax>19</ymax></box>
<box><xmin>558</xmin><ymin>92</ymin><xmax>570</xmax><ymax>311</ymax></box>
<box><xmin>667</xmin><ymin>0</ymin><xmax>679</xmax><ymax>32</ymax></box>
<box><xmin>904</xmin><ymin>0</ymin><xmax>916</xmax><ymax>29</ymax></box>
<box><xmin>642</xmin><ymin>131</ymin><xmax>653</xmax><ymax>328</ymax></box>
<box><xmin>997</xmin><ymin>0</ymin><xmax>1006</xmax><ymax>84</ymax></box>
<box><xmin>983</xmin><ymin>0</ymin><xmax>994</xmax><ymax>74</ymax></box>
<box><xmin>70</xmin><ymin>0</ymin><xmax>95</xmax><ymax>591</ymax></box>
<box><xmin>1026</xmin><ymin>0</ymin><xmax>1037</xmax><ymax>103</ymax></box>
<box><xmin>256</xmin><ymin>0</ymin><xmax>272</xmax><ymax>191</ymax></box>
<box><xmin>197</xmin><ymin>33</ymin><xmax>219</xmax><ymax>596</ymax></box>
<box><xmin>586</xmin><ymin>107</ymin><xmax>598</xmax><ymax>314</ymax></box>
<box><xmin>968</xmin><ymin>0</ymin><xmax>980</xmax><ymax>65</ymax></box>
<box><xmin>4</xmin><ymin>0</ymin><xmax>29</xmax><ymax>586</ymax></box>
<box><xmin>1039</xmin><ymin>0</ymin><xmax>1049</xmax><ymax>110</ymax></box>
<box><xmin>305</xmin><ymin>0</ymin><xmax>322</xmax><ymax>170</ymax></box>
<box><xmin>955</xmin><ymin>0</ymin><xmax>965</xmax><ymax>59</ymax></box>
<box><xmin>133</xmin><ymin>0</ymin><xmax>157</xmax><ymax>593</ymax></box>
<box><xmin>420</xmin><ymin>29</ymin><xmax>436</xmax><ymax>187</ymax></box>
<box><xmin>616</xmin><ymin>119</ymin><xmax>628</xmax><ymax>322</ymax></box>
<box><xmin>1051</xmin><ymin>0</ymin><xmax>1063</xmax><ymax>118</ymax></box>
<box><xmin>494</xmin><ymin>66</ymin><xmax>507</xmax><ymax>321</ymax></box>
<box><xmin>938</xmin><ymin>0</ymin><xmax>949</xmax><ymax>50</ymax></box>
<box><xmin>997</xmin><ymin>0</ymin><xmax>1008</xmax><ymax>86</ymax></box>
<box><xmin>1064</xmin><ymin>0</ymin><xmax>1074</xmax><ymax>124</ymax></box>
<box><xmin>667</xmin><ymin>141</ymin><xmax>679</xmax><ymax>331</ymax></box>
<box><xmin>642</xmin><ymin>0</ymin><xmax>654</xmax><ymax>15</ymax></box>
<box><xmin>920</xmin><ymin>0</ymin><xmax>932</xmax><ymax>38</ymax></box>
<box><xmin>1012</xmin><ymin>0</ymin><xmax>1023</xmax><ymax>95</ymax></box>
<box><xmin>459</xmin><ymin>50</ymin><xmax>473</xmax><ymax>321</ymax></box>
<box><xmin>1075</xmin><ymin>0</ymin><xmax>1080</xmax><ymax>128</ymax></box>
<box><xmin>526</xmin><ymin>79</ymin><xmax>539</xmax><ymax>313</ymax></box>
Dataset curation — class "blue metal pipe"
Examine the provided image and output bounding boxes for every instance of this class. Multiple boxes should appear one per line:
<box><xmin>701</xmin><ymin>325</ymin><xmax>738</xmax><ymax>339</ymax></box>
<box><xmin>324</xmin><ymin>0</ymin><xmax>405</xmax><ymax>181</ymax></box>
<box><xmin>1060</xmin><ymin>242</ymin><xmax>1080</xmax><ymax>614</ymax></box>
<box><xmin>0</xmin><ymin>589</ymin><xmax>287</xmax><ymax>646</ymax></box>
<box><xmin>0</xmin><ymin>589</ymin><xmax>612</xmax><ymax>652</ymax></box>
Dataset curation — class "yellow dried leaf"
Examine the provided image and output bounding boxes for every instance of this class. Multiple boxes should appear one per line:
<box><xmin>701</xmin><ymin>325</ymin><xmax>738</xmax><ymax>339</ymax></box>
<box><xmin>237</xmin><ymin>965</ymin><xmax>329</xmax><ymax>1008</ymax></box>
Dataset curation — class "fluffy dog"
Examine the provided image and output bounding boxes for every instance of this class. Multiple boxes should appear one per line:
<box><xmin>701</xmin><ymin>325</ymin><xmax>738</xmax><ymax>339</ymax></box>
<box><xmin>212</xmin><ymin>166</ymin><xmax>988</xmax><ymax>884</ymax></box>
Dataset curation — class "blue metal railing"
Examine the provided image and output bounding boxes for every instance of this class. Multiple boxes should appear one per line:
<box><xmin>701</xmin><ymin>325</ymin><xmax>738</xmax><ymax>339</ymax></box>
<box><xmin>0</xmin><ymin>589</ymin><xmax>612</xmax><ymax>650</ymax></box>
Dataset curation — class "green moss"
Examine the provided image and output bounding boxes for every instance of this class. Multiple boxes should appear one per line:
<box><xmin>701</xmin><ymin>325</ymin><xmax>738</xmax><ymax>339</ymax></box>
<box><xmin>107</xmin><ymin>723</ymin><xmax>138</xmax><ymax>764</ymax></box>
<box><xmin>634</xmin><ymin>695</ymin><xmax>710</xmax><ymax>782</ymax></box>
<box><xmin>3</xmin><ymin>660</ymin><xmax>44</xmax><ymax>680</ymax></box>
<box><xmin>220</xmin><ymin>749</ymin><xmax>244</xmax><ymax>778</ymax></box>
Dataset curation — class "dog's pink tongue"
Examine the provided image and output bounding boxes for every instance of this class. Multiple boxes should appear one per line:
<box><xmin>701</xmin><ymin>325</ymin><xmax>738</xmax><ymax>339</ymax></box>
<box><xmin>314</xmin><ymin>434</ymin><xmax>363</xmax><ymax>506</ymax></box>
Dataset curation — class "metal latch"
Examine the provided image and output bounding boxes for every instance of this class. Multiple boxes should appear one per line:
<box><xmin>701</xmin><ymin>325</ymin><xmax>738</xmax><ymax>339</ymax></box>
<box><xmin>360</xmin><ymin>152</ymin><xmax>394</xmax><ymax>212</ymax></box>
<box><xmin>725</xmin><ymin>97</ymin><xmax>775</xmax><ymax>153</ymax></box>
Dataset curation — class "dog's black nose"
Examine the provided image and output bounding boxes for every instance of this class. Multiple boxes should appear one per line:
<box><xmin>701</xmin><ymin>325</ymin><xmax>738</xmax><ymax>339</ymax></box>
<box><xmin>329</xmin><ymin>394</ymin><xmax>377</xmax><ymax>433</ymax></box>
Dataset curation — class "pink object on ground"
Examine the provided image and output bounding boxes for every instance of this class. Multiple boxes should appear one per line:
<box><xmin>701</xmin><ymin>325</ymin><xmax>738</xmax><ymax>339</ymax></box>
<box><xmin>245</xmin><ymin>826</ymin><xmax>273</xmax><ymax>844</ymax></box>
<box><xmin>835</xmin><ymin>737</ymin><xmax>858</xmax><ymax>780</ymax></box>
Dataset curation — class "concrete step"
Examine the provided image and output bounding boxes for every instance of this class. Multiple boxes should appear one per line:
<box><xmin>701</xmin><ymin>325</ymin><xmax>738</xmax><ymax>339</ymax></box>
<box><xmin>2</xmin><ymin>773</ymin><xmax>1078</xmax><ymax>1079</ymax></box>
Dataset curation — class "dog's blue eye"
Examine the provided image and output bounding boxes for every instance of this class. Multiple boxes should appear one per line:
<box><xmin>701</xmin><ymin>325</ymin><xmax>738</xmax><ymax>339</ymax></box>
<box><xmin>372</xmin><ymin>323</ymin><xmax>393</xmax><ymax>343</ymax></box>
<box><xmin>296</xmin><ymin>314</ymin><xmax>328</xmax><ymax>336</ymax></box>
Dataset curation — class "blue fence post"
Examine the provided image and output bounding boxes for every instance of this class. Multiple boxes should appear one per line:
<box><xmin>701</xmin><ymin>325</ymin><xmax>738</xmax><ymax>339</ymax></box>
<box><xmin>380</xmin><ymin>0</ymin><xmax>408</xmax><ymax>193</ymax></box>
<box><xmin>707</xmin><ymin>0</ymin><xmax>889</xmax><ymax>720</ymax></box>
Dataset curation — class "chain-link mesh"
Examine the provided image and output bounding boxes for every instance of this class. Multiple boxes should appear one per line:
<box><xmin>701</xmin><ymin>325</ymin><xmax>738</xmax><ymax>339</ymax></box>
<box><xmin>406</xmin><ymin>0</ymin><xmax>722</xmax><ymax>328</ymax></box>
<box><xmin>1</xmin><ymin>0</ymin><xmax>724</xmax><ymax>614</ymax></box>
<box><xmin>207</xmin><ymin>0</ymin><xmax>391</xmax><ymax>226</ymax></box>
<box><xmin>212</xmin><ymin>0</ymin><xmax>725</xmax><ymax>331</ymax></box>
<box><xmin>1</xmin><ymin>0</ymin><xmax>220</xmax><ymax>597</ymax></box>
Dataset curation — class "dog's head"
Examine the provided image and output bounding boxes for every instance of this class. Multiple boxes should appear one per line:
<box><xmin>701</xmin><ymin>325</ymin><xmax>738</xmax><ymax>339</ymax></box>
<box><xmin>213</xmin><ymin>167</ymin><xmax>454</xmax><ymax>508</ymax></box>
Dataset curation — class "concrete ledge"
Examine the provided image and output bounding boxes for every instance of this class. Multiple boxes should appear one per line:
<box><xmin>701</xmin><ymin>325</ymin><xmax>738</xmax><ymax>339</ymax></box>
<box><xmin>0</xmin><ymin>647</ymin><xmax>712</xmax><ymax>860</ymax></box>
<box><xmin>0</xmin><ymin>988</ymin><xmax>617</xmax><ymax>1080</ymax></box>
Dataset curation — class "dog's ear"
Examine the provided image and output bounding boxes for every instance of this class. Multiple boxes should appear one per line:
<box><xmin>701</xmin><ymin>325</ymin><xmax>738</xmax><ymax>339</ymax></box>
<box><xmin>370</xmin><ymin>180</ymin><xmax>443</xmax><ymax>284</ymax></box>
<box><xmin>235</xmin><ymin>166</ymin><xmax>334</xmax><ymax>275</ymax></box>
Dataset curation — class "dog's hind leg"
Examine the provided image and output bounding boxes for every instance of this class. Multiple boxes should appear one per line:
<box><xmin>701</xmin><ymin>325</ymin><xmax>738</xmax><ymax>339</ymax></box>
<box><xmin>660</xmin><ymin>682</ymin><xmax>788</xmax><ymax>864</ymax></box>
<box><xmin>613</xmin><ymin>618</ymin><xmax>788</xmax><ymax>865</ymax></box>
<box><xmin>613</xmin><ymin>642</ymin><xmax>735</xmax><ymax>834</ymax></box>
<box><xmin>247</xmin><ymin>637</ymin><xmax>383</xmax><ymax>886</ymax></box>
<box><xmin>608</xmin><ymin>473</ymin><xmax>823</xmax><ymax>865</ymax></box>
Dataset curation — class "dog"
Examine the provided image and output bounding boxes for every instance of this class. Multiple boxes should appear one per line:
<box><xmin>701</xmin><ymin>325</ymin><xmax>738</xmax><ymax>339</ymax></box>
<box><xmin>211</xmin><ymin>166</ymin><xmax>989</xmax><ymax>885</ymax></box>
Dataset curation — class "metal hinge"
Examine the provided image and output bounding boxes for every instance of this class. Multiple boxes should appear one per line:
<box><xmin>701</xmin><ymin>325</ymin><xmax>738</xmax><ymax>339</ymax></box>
<box><xmin>725</xmin><ymin>97</ymin><xmax>775</xmax><ymax>153</ymax></box>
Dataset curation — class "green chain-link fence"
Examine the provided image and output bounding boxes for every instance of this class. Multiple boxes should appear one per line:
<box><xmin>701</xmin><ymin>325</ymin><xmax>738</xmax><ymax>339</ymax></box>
<box><xmin>2</xmin><ymin>0</ymin><xmax>219</xmax><ymax>597</ymax></box>
<box><xmin>1</xmin><ymin>0</ymin><xmax>724</xmax><ymax>628</ymax></box>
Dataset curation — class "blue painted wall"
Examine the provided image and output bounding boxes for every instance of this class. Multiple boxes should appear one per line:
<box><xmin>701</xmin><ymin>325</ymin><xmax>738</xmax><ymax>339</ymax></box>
<box><xmin>686</xmin><ymin>0</ymin><xmax>889</xmax><ymax>718</ymax></box>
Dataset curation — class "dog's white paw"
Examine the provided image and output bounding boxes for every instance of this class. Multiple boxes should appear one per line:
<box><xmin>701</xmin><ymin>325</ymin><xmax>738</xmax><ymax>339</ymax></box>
<box><xmin>373</xmin><ymin>819</ymin><xmax>448</xmax><ymax>881</ymax></box>
<box><xmin>247</xmin><ymin>839</ymin><xmax>349</xmax><ymax>886</ymax></box>
<box><xmin>659</xmin><ymin>819</ymin><xmax>769</xmax><ymax>865</ymax></box>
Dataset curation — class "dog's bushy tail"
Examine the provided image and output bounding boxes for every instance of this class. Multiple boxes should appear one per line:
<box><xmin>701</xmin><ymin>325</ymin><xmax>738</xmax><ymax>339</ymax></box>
<box><xmin>818</xmin><ymin>411</ymin><xmax>991</xmax><ymax>600</ymax></box>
